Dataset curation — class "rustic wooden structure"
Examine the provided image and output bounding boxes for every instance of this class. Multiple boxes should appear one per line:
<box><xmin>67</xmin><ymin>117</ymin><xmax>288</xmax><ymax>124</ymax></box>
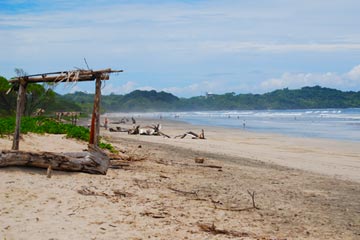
<box><xmin>1</xmin><ymin>68</ymin><xmax>123</xmax><ymax>174</ymax></box>
<box><xmin>55</xmin><ymin>112</ymin><xmax>81</xmax><ymax>125</ymax></box>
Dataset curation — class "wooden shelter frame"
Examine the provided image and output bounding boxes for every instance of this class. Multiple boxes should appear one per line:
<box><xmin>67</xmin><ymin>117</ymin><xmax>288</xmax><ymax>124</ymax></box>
<box><xmin>8</xmin><ymin>68</ymin><xmax>122</xmax><ymax>150</ymax></box>
<box><xmin>0</xmin><ymin>68</ymin><xmax>123</xmax><ymax>175</ymax></box>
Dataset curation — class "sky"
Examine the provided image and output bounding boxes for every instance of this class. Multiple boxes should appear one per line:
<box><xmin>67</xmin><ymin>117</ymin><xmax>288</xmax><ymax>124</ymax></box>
<box><xmin>1</xmin><ymin>0</ymin><xmax>360</xmax><ymax>97</ymax></box>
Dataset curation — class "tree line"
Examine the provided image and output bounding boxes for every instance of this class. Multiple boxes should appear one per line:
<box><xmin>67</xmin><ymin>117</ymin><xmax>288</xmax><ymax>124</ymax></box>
<box><xmin>63</xmin><ymin>86</ymin><xmax>360</xmax><ymax>112</ymax></box>
<box><xmin>1</xmin><ymin>74</ymin><xmax>360</xmax><ymax>116</ymax></box>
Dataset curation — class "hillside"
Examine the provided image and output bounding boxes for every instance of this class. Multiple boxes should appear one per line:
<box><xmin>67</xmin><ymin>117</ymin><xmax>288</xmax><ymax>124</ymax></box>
<box><xmin>62</xmin><ymin>86</ymin><xmax>360</xmax><ymax>112</ymax></box>
<box><xmin>1</xmin><ymin>73</ymin><xmax>360</xmax><ymax>115</ymax></box>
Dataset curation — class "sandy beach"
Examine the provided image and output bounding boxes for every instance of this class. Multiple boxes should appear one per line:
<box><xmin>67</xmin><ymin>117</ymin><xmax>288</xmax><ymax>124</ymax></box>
<box><xmin>1</xmin><ymin>118</ymin><xmax>359</xmax><ymax>239</ymax></box>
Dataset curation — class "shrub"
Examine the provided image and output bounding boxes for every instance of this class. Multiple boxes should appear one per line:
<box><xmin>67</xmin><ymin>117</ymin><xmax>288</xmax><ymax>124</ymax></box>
<box><xmin>0</xmin><ymin>116</ymin><xmax>115</xmax><ymax>152</ymax></box>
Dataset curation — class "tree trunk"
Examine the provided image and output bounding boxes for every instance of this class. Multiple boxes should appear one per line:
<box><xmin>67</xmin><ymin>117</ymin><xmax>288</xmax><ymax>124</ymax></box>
<box><xmin>0</xmin><ymin>145</ymin><xmax>109</xmax><ymax>175</ymax></box>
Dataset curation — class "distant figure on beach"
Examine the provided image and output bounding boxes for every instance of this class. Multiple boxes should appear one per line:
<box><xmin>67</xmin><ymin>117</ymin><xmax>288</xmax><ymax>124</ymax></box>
<box><xmin>243</xmin><ymin>120</ymin><xmax>246</xmax><ymax>129</ymax></box>
<box><xmin>104</xmin><ymin>117</ymin><xmax>108</xmax><ymax>130</ymax></box>
<box><xmin>131</xmin><ymin>117</ymin><xmax>136</xmax><ymax>124</ymax></box>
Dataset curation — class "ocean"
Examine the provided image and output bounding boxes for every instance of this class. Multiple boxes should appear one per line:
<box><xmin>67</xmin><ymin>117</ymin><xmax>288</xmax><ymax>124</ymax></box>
<box><xmin>108</xmin><ymin>108</ymin><xmax>360</xmax><ymax>142</ymax></box>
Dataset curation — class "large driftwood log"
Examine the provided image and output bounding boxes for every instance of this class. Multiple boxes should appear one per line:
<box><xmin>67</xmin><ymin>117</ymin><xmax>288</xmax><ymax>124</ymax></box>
<box><xmin>0</xmin><ymin>145</ymin><xmax>109</xmax><ymax>174</ymax></box>
<box><xmin>127</xmin><ymin>124</ymin><xmax>171</xmax><ymax>138</ymax></box>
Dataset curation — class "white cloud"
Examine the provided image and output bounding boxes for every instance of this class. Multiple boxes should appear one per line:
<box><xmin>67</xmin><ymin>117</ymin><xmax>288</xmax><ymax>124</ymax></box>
<box><xmin>347</xmin><ymin>65</ymin><xmax>360</xmax><ymax>81</ymax></box>
<box><xmin>162</xmin><ymin>79</ymin><xmax>238</xmax><ymax>97</ymax></box>
<box><xmin>260</xmin><ymin>64</ymin><xmax>360</xmax><ymax>92</ymax></box>
<box><xmin>67</xmin><ymin>84</ymin><xmax>82</xmax><ymax>94</ymax></box>
<box><xmin>200</xmin><ymin>42</ymin><xmax>360</xmax><ymax>53</ymax></box>
<box><xmin>102</xmin><ymin>81</ymin><xmax>157</xmax><ymax>95</ymax></box>
<box><xmin>102</xmin><ymin>81</ymin><xmax>137</xmax><ymax>95</ymax></box>
<box><xmin>2</xmin><ymin>1</ymin><xmax>360</xmax><ymax>95</ymax></box>
<box><xmin>138</xmin><ymin>86</ymin><xmax>156</xmax><ymax>91</ymax></box>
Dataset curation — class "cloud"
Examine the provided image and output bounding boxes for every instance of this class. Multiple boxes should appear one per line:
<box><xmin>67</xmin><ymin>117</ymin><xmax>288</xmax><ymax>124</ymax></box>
<box><xmin>138</xmin><ymin>86</ymin><xmax>156</xmax><ymax>91</ymax></box>
<box><xmin>162</xmin><ymin>79</ymin><xmax>241</xmax><ymax>97</ymax></box>
<box><xmin>2</xmin><ymin>0</ymin><xmax>360</xmax><ymax>59</ymax></box>
<box><xmin>347</xmin><ymin>65</ymin><xmax>360</xmax><ymax>81</ymax></box>
<box><xmin>1</xmin><ymin>0</ymin><xmax>360</xmax><ymax>96</ymax></box>
<box><xmin>260</xmin><ymin>64</ymin><xmax>360</xmax><ymax>91</ymax></box>
<box><xmin>102</xmin><ymin>81</ymin><xmax>137</xmax><ymax>95</ymax></box>
<box><xmin>200</xmin><ymin>42</ymin><xmax>360</xmax><ymax>53</ymax></box>
<box><xmin>102</xmin><ymin>81</ymin><xmax>156</xmax><ymax>95</ymax></box>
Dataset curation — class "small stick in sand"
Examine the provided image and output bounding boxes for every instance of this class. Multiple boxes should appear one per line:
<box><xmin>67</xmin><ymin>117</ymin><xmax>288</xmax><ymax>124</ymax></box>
<box><xmin>198</xmin><ymin>223</ymin><xmax>250</xmax><ymax>237</ymax></box>
<box><xmin>46</xmin><ymin>165</ymin><xmax>52</xmax><ymax>178</ymax></box>
<box><xmin>247</xmin><ymin>190</ymin><xmax>260</xmax><ymax>210</ymax></box>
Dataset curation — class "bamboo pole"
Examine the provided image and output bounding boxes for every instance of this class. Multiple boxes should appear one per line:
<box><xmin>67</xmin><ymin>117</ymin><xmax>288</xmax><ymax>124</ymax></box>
<box><xmin>12</xmin><ymin>79</ymin><xmax>28</xmax><ymax>150</ymax></box>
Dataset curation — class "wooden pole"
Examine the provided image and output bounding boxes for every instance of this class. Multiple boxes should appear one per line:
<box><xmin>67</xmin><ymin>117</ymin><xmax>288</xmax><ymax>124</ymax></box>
<box><xmin>89</xmin><ymin>76</ymin><xmax>102</xmax><ymax>146</ymax></box>
<box><xmin>12</xmin><ymin>79</ymin><xmax>27</xmax><ymax>150</ymax></box>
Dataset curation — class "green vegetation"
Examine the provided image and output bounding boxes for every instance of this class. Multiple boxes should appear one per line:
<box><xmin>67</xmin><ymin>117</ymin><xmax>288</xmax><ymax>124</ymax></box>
<box><xmin>0</xmin><ymin>76</ymin><xmax>17</xmax><ymax>116</ymax></box>
<box><xmin>64</xmin><ymin>86</ymin><xmax>360</xmax><ymax>112</ymax></box>
<box><xmin>0</xmin><ymin>75</ymin><xmax>80</xmax><ymax>117</ymax></box>
<box><xmin>1</xmin><ymin>73</ymin><xmax>360</xmax><ymax>114</ymax></box>
<box><xmin>0</xmin><ymin>116</ymin><xmax>117</xmax><ymax>153</ymax></box>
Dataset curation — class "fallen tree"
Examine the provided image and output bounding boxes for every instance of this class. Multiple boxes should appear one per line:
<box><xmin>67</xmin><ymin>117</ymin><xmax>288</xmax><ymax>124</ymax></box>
<box><xmin>127</xmin><ymin>124</ymin><xmax>171</xmax><ymax>138</ymax></box>
<box><xmin>0</xmin><ymin>145</ymin><xmax>109</xmax><ymax>174</ymax></box>
<box><xmin>174</xmin><ymin>129</ymin><xmax>205</xmax><ymax>139</ymax></box>
<box><xmin>109</xmin><ymin>126</ymin><xmax>129</xmax><ymax>132</ymax></box>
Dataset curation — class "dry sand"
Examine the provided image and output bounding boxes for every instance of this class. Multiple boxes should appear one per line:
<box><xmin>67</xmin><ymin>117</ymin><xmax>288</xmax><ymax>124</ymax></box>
<box><xmin>0</xmin><ymin>118</ymin><xmax>359</xmax><ymax>239</ymax></box>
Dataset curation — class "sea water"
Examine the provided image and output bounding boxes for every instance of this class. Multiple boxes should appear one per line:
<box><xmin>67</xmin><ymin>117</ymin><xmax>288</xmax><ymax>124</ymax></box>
<box><xmin>108</xmin><ymin>108</ymin><xmax>360</xmax><ymax>142</ymax></box>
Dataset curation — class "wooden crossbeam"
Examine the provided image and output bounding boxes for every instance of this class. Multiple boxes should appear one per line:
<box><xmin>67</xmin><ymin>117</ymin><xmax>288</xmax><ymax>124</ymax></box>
<box><xmin>9</xmin><ymin>68</ymin><xmax>123</xmax><ymax>84</ymax></box>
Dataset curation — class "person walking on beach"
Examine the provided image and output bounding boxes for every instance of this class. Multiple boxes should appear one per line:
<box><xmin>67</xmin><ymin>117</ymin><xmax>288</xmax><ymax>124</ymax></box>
<box><xmin>104</xmin><ymin>117</ymin><xmax>108</xmax><ymax>130</ymax></box>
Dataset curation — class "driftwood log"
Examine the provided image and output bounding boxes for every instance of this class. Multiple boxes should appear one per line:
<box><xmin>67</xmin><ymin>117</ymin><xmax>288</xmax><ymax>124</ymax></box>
<box><xmin>0</xmin><ymin>145</ymin><xmax>109</xmax><ymax>174</ymax></box>
<box><xmin>127</xmin><ymin>124</ymin><xmax>171</xmax><ymax>138</ymax></box>
<box><xmin>109</xmin><ymin>126</ymin><xmax>129</xmax><ymax>132</ymax></box>
<box><xmin>175</xmin><ymin>129</ymin><xmax>205</xmax><ymax>139</ymax></box>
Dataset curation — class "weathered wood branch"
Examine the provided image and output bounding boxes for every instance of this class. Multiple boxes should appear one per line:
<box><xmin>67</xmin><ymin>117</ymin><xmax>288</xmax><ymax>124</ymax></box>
<box><xmin>0</xmin><ymin>146</ymin><xmax>109</xmax><ymax>174</ymax></box>
<box><xmin>158</xmin><ymin>131</ymin><xmax>171</xmax><ymax>138</ymax></box>
<box><xmin>211</xmin><ymin>190</ymin><xmax>260</xmax><ymax>212</ymax></box>
<box><xmin>174</xmin><ymin>129</ymin><xmax>205</xmax><ymax>139</ymax></box>
<box><xmin>198</xmin><ymin>223</ymin><xmax>250</xmax><ymax>238</ymax></box>
<box><xmin>168</xmin><ymin>187</ymin><xmax>199</xmax><ymax>196</ymax></box>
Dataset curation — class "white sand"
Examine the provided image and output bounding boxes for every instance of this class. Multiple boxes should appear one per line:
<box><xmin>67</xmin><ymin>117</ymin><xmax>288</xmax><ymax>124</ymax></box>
<box><xmin>0</xmin><ymin>122</ymin><xmax>359</xmax><ymax>239</ymax></box>
<box><xmin>104</xmin><ymin>118</ymin><xmax>360</xmax><ymax>183</ymax></box>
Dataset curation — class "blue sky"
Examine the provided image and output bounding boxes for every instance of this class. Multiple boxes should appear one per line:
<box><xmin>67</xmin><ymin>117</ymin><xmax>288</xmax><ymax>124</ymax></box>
<box><xmin>1</xmin><ymin>0</ymin><xmax>360</xmax><ymax>97</ymax></box>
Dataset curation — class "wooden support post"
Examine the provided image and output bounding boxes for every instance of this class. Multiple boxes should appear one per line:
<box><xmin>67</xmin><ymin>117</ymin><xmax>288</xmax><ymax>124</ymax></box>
<box><xmin>12</xmin><ymin>79</ymin><xmax>27</xmax><ymax>150</ymax></box>
<box><xmin>89</xmin><ymin>76</ymin><xmax>102</xmax><ymax>146</ymax></box>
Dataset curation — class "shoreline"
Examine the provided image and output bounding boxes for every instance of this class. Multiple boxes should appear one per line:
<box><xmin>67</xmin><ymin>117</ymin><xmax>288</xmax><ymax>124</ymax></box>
<box><xmin>105</xmin><ymin>108</ymin><xmax>360</xmax><ymax>143</ymax></box>
<box><xmin>103</xmin><ymin>116</ymin><xmax>360</xmax><ymax>183</ymax></box>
